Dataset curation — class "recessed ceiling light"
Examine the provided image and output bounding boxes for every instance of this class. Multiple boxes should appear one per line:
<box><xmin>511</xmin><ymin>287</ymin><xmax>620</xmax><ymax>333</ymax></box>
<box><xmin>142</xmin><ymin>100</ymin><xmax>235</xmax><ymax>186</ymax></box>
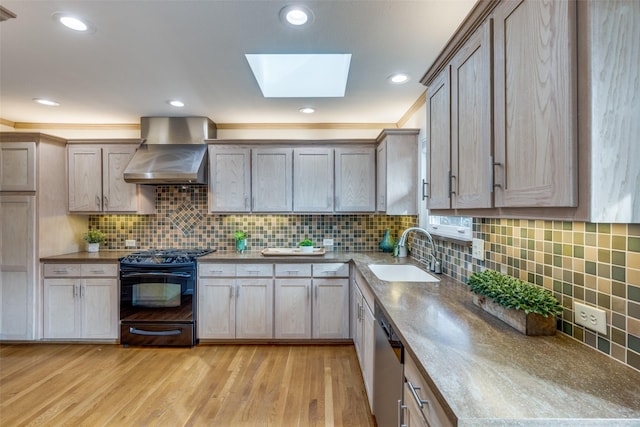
<box><xmin>168</xmin><ymin>100</ymin><xmax>185</xmax><ymax>107</ymax></box>
<box><xmin>388</xmin><ymin>73</ymin><xmax>410</xmax><ymax>84</ymax></box>
<box><xmin>33</xmin><ymin>98</ymin><xmax>60</xmax><ymax>107</ymax></box>
<box><xmin>280</xmin><ymin>5</ymin><xmax>314</xmax><ymax>27</ymax></box>
<box><xmin>299</xmin><ymin>107</ymin><xmax>315</xmax><ymax>114</ymax></box>
<box><xmin>52</xmin><ymin>12</ymin><xmax>95</xmax><ymax>33</ymax></box>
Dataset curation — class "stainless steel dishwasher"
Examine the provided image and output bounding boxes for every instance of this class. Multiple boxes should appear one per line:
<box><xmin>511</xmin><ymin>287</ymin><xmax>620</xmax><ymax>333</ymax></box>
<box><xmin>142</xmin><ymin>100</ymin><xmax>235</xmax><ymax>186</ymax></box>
<box><xmin>374</xmin><ymin>302</ymin><xmax>404</xmax><ymax>427</ymax></box>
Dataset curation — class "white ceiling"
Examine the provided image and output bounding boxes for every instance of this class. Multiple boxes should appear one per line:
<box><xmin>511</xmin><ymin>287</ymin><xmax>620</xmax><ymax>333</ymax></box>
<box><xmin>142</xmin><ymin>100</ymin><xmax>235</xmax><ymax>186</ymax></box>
<box><xmin>0</xmin><ymin>0</ymin><xmax>476</xmax><ymax>126</ymax></box>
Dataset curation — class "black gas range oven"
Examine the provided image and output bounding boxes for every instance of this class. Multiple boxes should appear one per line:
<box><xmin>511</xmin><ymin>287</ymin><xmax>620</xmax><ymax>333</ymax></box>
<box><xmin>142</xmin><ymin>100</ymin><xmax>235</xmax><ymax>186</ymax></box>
<box><xmin>119</xmin><ymin>248</ymin><xmax>215</xmax><ymax>347</ymax></box>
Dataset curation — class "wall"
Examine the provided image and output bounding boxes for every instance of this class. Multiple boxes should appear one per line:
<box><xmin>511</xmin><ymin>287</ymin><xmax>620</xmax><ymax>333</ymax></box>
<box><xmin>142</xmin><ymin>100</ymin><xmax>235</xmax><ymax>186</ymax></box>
<box><xmin>409</xmin><ymin>219</ymin><xmax>640</xmax><ymax>372</ymax></box>
<box><xmin>88</xmin><ymin>185</ymin><xmax>415</xmax><ymax>253</ymax></box>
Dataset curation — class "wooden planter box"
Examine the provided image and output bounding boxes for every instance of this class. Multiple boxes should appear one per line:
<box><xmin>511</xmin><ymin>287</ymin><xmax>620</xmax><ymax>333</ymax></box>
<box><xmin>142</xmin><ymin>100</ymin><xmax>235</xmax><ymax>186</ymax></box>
<box><xmin>472</xmin><ymin>294</ymin><xmax>557</xmax><ymax>336</ymax></box>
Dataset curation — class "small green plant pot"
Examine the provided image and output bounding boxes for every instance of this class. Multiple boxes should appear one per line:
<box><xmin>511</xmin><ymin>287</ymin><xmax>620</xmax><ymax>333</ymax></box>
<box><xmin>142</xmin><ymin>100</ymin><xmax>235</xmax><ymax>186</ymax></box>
<box><xmin>236</xmin><ymin>239</ymin><xmax>247</xmax><ymax>253</ymax></box>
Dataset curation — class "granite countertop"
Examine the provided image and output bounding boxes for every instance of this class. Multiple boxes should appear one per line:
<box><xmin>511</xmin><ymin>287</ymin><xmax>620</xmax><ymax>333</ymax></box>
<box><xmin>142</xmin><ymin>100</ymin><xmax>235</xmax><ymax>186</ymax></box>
<box><xmin>40</xmin><ymin>250</ymin><xmax>640</xmax><ymax>424</ymax></box>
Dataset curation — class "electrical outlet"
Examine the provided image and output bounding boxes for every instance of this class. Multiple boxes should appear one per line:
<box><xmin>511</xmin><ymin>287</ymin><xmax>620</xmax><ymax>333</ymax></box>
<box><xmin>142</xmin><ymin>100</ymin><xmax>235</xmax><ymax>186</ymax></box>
<box><xmin>472</xmin><ymin>238</ymin><xmax>485</xmax><ymax>260</ymax></box>
<box><xmin>323</xmin><ymin>239</ymin><xmax>334</xmax><ymax>246</ymax></box>
<box><xmin>125</xmin><ymin>239</ymin><xmax>136</xmax><ymax>248</ymax></box>
<box><xmin>574</xmin><ymin>302</ymin><xmax>607</xmax><ymax>334</ymax></box>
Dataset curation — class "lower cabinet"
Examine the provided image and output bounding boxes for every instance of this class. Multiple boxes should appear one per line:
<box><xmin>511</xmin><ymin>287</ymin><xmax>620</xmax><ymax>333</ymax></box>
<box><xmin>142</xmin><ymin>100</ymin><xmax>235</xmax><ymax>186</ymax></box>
<box><xmin>43</xmin><ymin>263</ymin><xmax>118</xmax><ymax>340</ymax></box>
<box><xmin>352</xmin><ymin>269</ymin><xmax>375</xmax><ymax>410</ymax></box>
<box><xmin>402</xmin><ymin>352</ymin><xmax>453</xmax><ymax>427</ymax></box>
<box><xmin>199</xmin><ymin>262</ymin><xmax>349</xmax><ymax>340</ymax></box>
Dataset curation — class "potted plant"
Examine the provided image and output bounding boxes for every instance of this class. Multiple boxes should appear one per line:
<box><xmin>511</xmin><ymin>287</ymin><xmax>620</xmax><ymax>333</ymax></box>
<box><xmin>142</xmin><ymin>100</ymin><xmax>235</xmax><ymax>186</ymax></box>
<box><xmin>234</xmin><ymin>230</ymin><xmax>247</xmax><ymax>253</ymax></box>
<box><xmin>467</xmin><ymin>270</ymin><xmax>563</xmax><ymax>336</ymax></box>
<box><xmin>83</xmin><ymin>229</ymin><xmax>105</xmax><ymax>253</ymax></box>
<box><xmin>298</xmin><ymin>238</ymin><xmax>314</xmax><ymax>253</ymax></box>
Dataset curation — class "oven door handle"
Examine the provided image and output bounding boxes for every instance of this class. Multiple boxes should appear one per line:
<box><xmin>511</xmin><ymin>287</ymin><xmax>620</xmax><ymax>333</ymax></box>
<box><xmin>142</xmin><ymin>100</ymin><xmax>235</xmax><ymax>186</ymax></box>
<box><xmin>121</xmin><ymin>272</ymin><xmax>192</xmax><ymax>279</ymax></box>
<box><xmin>129</xmin><ymin>327</ymin><xmax>182</xmax><ymax>336</ymax></box>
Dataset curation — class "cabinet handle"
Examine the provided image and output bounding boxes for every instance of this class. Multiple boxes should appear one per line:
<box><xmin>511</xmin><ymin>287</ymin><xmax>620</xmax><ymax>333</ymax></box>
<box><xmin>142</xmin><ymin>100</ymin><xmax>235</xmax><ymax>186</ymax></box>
<box><xmin>315</xmin><ymin>285</ymin><xmax>318</xmax><ymax>300</ymax></box>
<box><xmin>95</xmin><ymin>195</ymin><xmax>101</xmax><ymax>209</ymax></box>
<box><xmin>492</xmin><ymin>158</ymin><xmax>503</xmax><ymax>190</ymax></box>
<box><xmin>53</xmin><ymin>269</ymin><xmax>68</xmax><ymax>274</ymax></box>
<box><xmin>230</xmin><ymin>287</ymin><xmax>234</xmax><ymax>298</ymax></box>
<box><xmin>398</xmin><ymin>399</ymin><xmax>407</xmax><ymax>427</ymax></box>
<box><xmin>80</xmin><ymin>285</ymin><xmax>84</xmax><ymax>298</ymax></box>
<box><xmin>103</xmin><ymin>196</ymin><xmax>109</xmax><ymax>208</ymax></box>
<box><xmin>245</xmin><ymin>197</ymin><xmax>249</xmax><ymax>209</ymax></box>
<box><xmin>73</xmin><ymin>284</ymin><xmax>78</xmax><ymax>298</ymax></box>
<box><xmin>422</xmin><ymin>179</ymin><xmax>428</xmax><ymax>200</ymax></box>
<box><xmin>286</xmin><ymin>270</ymin><xmax>300</xmax><ymax>275</ymax></box>
<box><xmin>407</xmin><ymin>380</ymin><xmax>429</xmax><ymax>409</ymax></box>
<box><xmin>307</xmin><ymin>285</ymin><xmax>310</xmax><ymax>299</ymax></box>
<box><xmin>450</xmin><ymin>172</ymin><xmax>457</xmax><ymax>196</ymax></box>
<box><xmin>90</xmin><ymin>269</ymin><xmax>105</xmax><ymax>274</ymax></box>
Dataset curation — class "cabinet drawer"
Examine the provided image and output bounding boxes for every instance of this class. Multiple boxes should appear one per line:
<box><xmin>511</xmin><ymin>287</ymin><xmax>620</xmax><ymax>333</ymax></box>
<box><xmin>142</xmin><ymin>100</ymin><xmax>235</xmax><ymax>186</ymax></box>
<box><xmin>236</xmin><ymin>263</ymin><xmax>273</xmax><ymax>277</ymax></box>
<box><xmin>275</xmin><ymin>264</ymin><xmax>312</xmax><ymax>277</ymax></box>
<box><xmin>199</xmin><ymin>263</ymin><xmax>236</xmax><ymax>277</ymax></box>
<box><xmin>405</xmin><ymin>354</ymin><xmax>453</xmax><ymax>427</ymax></box>
<box><xmin>81</xmin><ymin>263</ymin><xmax>118</xmax><ymax>277</ymax></box>
<box><xmin>43</xmin><ymin>264</ymin><xmax>81</xmax><ymax>277</ymax></box>
<box><xmin>313</xmin><ymin>263</ymin><xmax>349</xmax><ymax>278</ymax></box>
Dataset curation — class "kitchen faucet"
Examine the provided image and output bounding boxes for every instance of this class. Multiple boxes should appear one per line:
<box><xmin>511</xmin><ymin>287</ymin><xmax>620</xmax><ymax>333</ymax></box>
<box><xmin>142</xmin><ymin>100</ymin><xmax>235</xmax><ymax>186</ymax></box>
<box><xmin>397</xmin><ymin>227</ymin><xmax>442</xmax><ymax>274</ymax></box>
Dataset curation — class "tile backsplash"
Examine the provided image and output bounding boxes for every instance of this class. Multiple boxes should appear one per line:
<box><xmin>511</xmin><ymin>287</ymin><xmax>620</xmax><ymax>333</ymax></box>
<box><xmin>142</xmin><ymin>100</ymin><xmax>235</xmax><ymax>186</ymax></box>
<box><xmin>411</xmin><ymin>218</ymin><xmax>640</xmax><ymax>372</ymax></box>
<box><xmin>89</xmin><ymin>185</ymin><xmax>414</xmax><ymax>252</ymax></box>
<box><xmin>89</xmin><ymin>186</ymin><xmax>640</xmax><ymax>371</ymax></box>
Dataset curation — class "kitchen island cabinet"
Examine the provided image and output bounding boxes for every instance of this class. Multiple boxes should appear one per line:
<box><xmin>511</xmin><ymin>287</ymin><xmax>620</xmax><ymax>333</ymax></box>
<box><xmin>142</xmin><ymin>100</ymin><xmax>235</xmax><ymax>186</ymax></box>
<box><xmin>42</xmin><ymin>262</ymin><xmax>118</xmax><ymax>340</ymax></box>
<box><xmin>67</xmin><ymin>141</ymin><xmax>155</xmax><ymax>214</ymax></box>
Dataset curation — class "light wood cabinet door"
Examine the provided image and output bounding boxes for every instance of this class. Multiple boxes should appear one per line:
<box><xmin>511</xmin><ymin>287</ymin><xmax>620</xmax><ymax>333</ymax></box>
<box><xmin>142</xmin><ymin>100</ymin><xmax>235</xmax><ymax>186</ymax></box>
<box><xmin>351</xmin><ymin>283</ymin><xmax>363</xmax><ymax>358</ymax></box>
<box><xmin>450</xmin><ymin>20</ymin><xmax>493</xmax><ymax>209</ymax></box>
<box><xmin>403</xmin><ymin>381</ymin><xmax>429</xmax><ymax>427</ymax></box>
<box><xmin>376</xmin><ymin>143</ymin><xmax>387</xmax><ymax>211</ymax></box>
<box><xmin>252</xmin><ymin>148</ymin><xmax>292</xmax><ymax>212</ymax></box>
<box><xmin>493</xmin><ymin>0</ymin><xmax>577</xmax><ymax>207</ymax></box>
<box><xmin>293</xmin><ymin>148</ymin><xmax>333</xmax><ymax>212</ymax></box>
<box><xmin>0</xmin><ymin>142</ymin><xmax>36</xmax><ymax>192</ymax></box>
<box><xmin>362</xmin><ymin>299</ymin><xmax>375</xmax><ymax>410</ymax></box>
<box><xmin>68</xmin><ymin>146</ymin><xmax>102</xmax><ymax>212</ymax></box>
<box><xmin>377</xmin><ymin>130</ymin><xmax>419</xmax><ymax>215</ymax></box>
<box><xmin>335</xmin><ymin>147</ymin><xmax>375</xmax><ymax>212</ymax></box>
<box><xmin>81</xmin><ymin>278</ymin><xmax>118</xmax><ymax>339</ymax></box>
<box><xmin>236</xmin><ymin>279</ymin><xmax>273</xmax><ymax>338</ymax></box>
<box><xmin>274</xmin><ymin>279</ymin><xmax>311</xmax><ymax>339</ymax></box>
<box><xmin>426</xmin><ymin>67</ymin><xmax>452</xmax><ymax>209</ymax></box>
<box><xmin>208</xmin><ymin>146</ymin><xmax>251</xmax><ymax>212</ymax></box>
<box><xmin>0</xmin><ymin>195</ymin><xmax>35</xmax><ymax>340</ymax></box>
<box><xmin>198</xmin><ymin>278</ymin><xmax>236</xmax><ymax>339</ymax></box>
<box><xmin>102</xmin><ymin>145</ymin><xmax>137</xmax><ymax>212</ymax></box>
<box><xmin>312</xmin><ymin>278</ymin><xmax>349</xmax><ymax>339</ymax></box>
<box><xmin>44</xmin><ymin>279</ymin><xmax>81</xmax><ymax>339</ymax></box>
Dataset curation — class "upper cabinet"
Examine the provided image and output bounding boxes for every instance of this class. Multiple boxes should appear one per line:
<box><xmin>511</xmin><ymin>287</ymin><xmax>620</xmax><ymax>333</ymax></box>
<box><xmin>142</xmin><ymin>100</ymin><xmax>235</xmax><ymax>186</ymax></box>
<box><xmin>492</xmin><ymin>0</ymin><xmax>577</xmax><ymax>208</ymax></box>
<box><xmin>293</xmin><ymin>148</ymin><xmax>334</xmax><ymax>212</ymax></box>
<box><xmin>252</xmin><ymin>148</ymin><xmax>293</xmax><ymax>212</ymax></box>
<box><xmin>335</xmin><ymin>146</ymin><xmax>376</xmax><ymax>212</ymax></box>
<box><xmin>376</xmin><ymin>129</ymin><xmax>419</xmax><ymax>215</ymax></box>
<box><xmin>422</xmin><ymin>0</ymin><xmax>638</xmax><ymax>222</ymax></box>
<box><xmin>208</xmin><ymin>146</ymin><xmax>251</xmax><ymax>212</ymax></box>
<box><xmin>0</xmin><ymin>142</ymin><xmax>36</xmax><ymax>192</ymax></box>
<box><xmin>208</xmin><ymin>142</ymin><xmax>381</xmax><ymax>214</ymax></box>
<box><xmin>67</xmin><ymin>142</ymin><xmax>154</xmax><ymax>214</ymax></box>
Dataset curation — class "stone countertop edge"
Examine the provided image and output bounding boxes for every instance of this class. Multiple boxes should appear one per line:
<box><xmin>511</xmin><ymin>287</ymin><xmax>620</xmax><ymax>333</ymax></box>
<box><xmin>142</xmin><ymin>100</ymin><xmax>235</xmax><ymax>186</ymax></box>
<box><xmin>39</xmin><ymin>250</ymin><xmax>640</xmax><ymax>424</ymax></box>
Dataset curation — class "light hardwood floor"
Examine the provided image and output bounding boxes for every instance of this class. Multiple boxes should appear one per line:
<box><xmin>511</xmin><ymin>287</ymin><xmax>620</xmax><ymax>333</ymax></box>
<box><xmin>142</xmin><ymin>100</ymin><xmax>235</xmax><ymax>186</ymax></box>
<box><xmin>0</xmin><ymin>343</ymin><xmax>376</xmax><ymax>426</ymax></box>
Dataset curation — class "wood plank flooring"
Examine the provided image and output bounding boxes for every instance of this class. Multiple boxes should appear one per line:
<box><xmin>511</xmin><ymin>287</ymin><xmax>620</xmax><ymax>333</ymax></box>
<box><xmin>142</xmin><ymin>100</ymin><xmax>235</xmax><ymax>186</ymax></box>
<box><xmin>0</xmin><ymin>343</ymin><xmax>375</xmax><ymax>427</ymax></box>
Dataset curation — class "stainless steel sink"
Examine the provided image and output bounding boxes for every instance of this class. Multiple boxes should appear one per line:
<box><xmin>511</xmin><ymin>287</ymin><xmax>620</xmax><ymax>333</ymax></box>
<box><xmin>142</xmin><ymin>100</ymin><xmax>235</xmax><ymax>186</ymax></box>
<box><xmin>367</xmin><ymin>264</ymin><xmax>440</xmax><ymax>283</ymax></box>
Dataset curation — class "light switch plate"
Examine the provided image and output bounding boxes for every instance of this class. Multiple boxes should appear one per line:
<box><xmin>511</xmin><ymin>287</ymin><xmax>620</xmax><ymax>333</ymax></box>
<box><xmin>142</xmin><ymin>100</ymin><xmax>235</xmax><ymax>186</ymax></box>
<box><xmin>125</xmin><ymin>239</ymin><xmax>136</xmax><ymax>248</ymax></box>
<box><xmin>472</xmin><ymin>238</ymin><xmax>484</xmax><ymax>260</ymax></box>
<box><xmin>574</xmin><ymin>301</ymin><xmax>607</xmax><ymax>334</ymax></box>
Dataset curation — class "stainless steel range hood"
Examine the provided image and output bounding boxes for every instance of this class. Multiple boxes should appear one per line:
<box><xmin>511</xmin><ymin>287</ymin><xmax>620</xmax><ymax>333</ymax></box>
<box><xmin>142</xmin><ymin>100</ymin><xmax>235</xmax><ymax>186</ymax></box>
<box><xmin>123</xmin><ymin>117</ymin><xmax>216</xmax><ymax>184</ymax></box>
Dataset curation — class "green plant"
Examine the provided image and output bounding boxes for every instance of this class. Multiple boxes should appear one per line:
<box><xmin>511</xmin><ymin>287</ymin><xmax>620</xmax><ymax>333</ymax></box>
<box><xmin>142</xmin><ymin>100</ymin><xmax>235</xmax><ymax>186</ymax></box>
<box><xmin>467</xmin><ymin>270</ymin><xmax>563</xmax><ymax>317</ymax></box>
<box><xmin>234</xmin><ymin>230</ymin><xmax>247</xmax><ymax>241</ymax></box>
<box><xmin>299</xmin><ymin>238</ymin><xmax>314</xmax><ymax>247</ymax></box>
<box><xmin>82</xmin><ymin>229</ymin><xmax>105</xmax><ymax>244</ymax></box>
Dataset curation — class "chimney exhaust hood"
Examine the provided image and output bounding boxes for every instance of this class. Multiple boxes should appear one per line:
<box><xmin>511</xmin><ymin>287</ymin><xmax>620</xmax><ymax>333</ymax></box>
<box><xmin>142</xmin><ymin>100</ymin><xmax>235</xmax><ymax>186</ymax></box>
<box><xmin>123</xmin><ymin>117</ymin><xmax>216</xmax><ymax>184</ymax></box>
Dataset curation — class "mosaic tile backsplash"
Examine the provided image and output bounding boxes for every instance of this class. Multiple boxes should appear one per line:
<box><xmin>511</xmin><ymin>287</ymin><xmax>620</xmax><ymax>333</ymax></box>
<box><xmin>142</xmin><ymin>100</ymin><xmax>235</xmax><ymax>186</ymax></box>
<box><xmin>89</xmin><ymin>186</ymin><xmax>640</xmax><ymax>371</ymax></box>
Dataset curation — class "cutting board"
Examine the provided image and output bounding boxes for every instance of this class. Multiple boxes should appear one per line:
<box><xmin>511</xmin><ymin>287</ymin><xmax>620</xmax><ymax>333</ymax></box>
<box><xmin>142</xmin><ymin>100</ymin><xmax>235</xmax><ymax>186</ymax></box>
<box><xmin>261</xmin><ymin>248</ymin><xmax>326</xmax><ymax>256</ymax></box>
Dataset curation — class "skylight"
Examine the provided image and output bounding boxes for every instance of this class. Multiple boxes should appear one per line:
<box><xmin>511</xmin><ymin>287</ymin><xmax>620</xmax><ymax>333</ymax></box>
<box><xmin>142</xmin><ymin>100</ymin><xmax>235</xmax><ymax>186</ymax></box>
<box><xmin>245</xmin><ymin>54</ymin><xmax>351</xmax><ymax>98</ymax></box>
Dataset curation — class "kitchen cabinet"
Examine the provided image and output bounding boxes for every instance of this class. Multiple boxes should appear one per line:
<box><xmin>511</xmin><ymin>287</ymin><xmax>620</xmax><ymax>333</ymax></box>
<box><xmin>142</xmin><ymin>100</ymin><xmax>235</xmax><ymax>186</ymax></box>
<box><xmin>1</xmin><ymin>134</ymin><xmax>85</xmax><ymax>341</ymax></box>
<box><xmin>351</xmin><ymin>269</ymin><xmax>375</xmax><ymax>409</ymax></box>
<box><xmin>208</xmin><ymin>146</ymin><xmax>251</xmax><ymax>212</ymax></box>
<box><xmin>252</xmin><ymin>148</ymin><xmax>292</xmax><ymax>212</ymax></box>
<box><xmin>425</xmin><ymin>19</ymin><xmax>498</xmax><ymax>210</ymax></box>
<box><xmin>0</xmin><ymin>142</ymin><xmax>36</xmax><ymax>191</ymax></box>
<box><xmin>274</xmin><ymin>263</ymin><xmax>312</xmax><ymax>339</ymax></box>
<box><xmin>402</xmin><ymin>352</ymin><xmax>453</xmax><ymax>427</ymax></box>
<box><xmin>67</xmin><ymin>142</ymin><xmax>155</xmax><ymax>214</ymax></box>
<box><xmin>198</xmin><ymin>263</ymin><xmax>273</xmax><ymax>339</ymax></box>
<box><xmin>43</xmin><ymin>263</ymin><xmax>118</xmax><ymax>340</ymax></box>
<box><xmin>335</xmin><ymin>146</ymin><xmax>376</xmax><ymax>212</ymax></box>
<box><xmin>492</xmin><ymin>0</ymin><xmax>577</xmax><ymax>208</ymax></box>
<box><xmin>377</xmin><ymin>129</ymin><xmax>420</xmax><ymax>214</ymax></box>
<box><xmin>293</xmin><ymin>148</ymin><xmax>334</xmax><ymax>212</ymax></box>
